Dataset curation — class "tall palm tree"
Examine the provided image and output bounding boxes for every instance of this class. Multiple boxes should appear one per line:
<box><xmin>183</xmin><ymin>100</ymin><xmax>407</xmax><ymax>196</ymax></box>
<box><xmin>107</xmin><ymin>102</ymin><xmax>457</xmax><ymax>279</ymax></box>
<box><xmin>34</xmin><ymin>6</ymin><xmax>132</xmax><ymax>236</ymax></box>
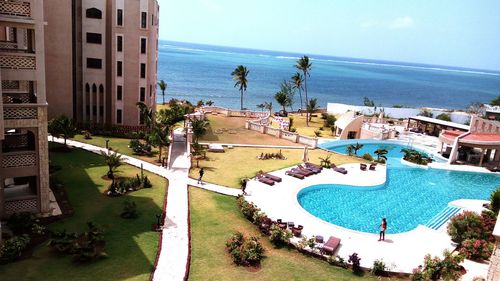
<box><xmin>295</xmin><ymin>56</ymin><xmax>312</xmax><ymax>125</ymax></box>
<box><xmin>136</xmin><ymin>102</ymin><xmax>154</xmax><ymax>130</ymax></box>
<box><xmin>274</xmin><ymin>91</ymin><xmax>289</xmax><ymax>113</ymax></box>
<box><xmin>291</xmin><ymin>72</ymin><xmax>304</xmax><ymax>114</ymax></box>
<box><xmin>231</xmin><ymin>65</ymin><xmax>249</xmax><ymax>110</ymax></box>
<box><xmin>148</xmin><ymin>125</ymin><xmax>170</xmax><ymax>163</ymax></box>
<box><xmin>306</xmin><ymin>98</ymin><xmax>319</xmax><ymax>122</ymax></box>
<box><xmin>158</xmin><ymin>80</ymin><xmax>167</xmax><ymax>105</ymax></box>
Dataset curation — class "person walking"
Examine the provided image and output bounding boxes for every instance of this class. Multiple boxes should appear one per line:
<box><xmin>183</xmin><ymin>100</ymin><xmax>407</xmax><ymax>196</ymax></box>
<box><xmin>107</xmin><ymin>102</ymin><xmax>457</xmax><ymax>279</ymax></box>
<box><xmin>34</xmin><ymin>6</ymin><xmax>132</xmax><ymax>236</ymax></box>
<box><xmin>198</xmin><ymin>168</ymin><xmax>205</xmax><ymax>184</ymax></box>
<box><xmin>378</xmin><ymin>217</ymin><xmax>387</xmax><ymax>241</ymax></box>
<box><xmin>241</xmin><ymin>178</ymin><xmax>248</xmax><ymax>195</ymax></box>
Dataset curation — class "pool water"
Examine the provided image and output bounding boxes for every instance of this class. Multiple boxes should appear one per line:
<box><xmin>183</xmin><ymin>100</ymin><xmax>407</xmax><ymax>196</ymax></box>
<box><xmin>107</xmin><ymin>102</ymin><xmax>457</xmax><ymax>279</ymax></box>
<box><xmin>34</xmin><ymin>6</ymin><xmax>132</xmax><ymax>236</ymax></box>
<box><xmin>297</xmin><ymin>141</ymin><xmax>500</xmax><ymax>234</ymax></box>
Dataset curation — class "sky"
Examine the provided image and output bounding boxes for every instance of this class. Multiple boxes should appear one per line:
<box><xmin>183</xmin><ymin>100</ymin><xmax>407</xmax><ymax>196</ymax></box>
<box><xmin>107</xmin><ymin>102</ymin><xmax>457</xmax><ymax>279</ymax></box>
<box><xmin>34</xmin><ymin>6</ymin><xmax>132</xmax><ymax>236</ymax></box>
<box><xmin>159</xmin><ymin>0</ymin><xmax>500</xmax><ymax>71</ymax></box>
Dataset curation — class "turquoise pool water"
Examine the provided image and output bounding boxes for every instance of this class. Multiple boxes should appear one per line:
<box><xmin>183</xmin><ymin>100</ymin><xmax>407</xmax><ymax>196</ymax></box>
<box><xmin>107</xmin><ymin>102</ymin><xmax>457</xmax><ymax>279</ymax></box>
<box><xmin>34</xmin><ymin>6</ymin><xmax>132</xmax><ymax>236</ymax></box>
<box><xmin>297</xmin><ymin>140</ymin><xmax>500</xmax><ymax>234</ymax></box>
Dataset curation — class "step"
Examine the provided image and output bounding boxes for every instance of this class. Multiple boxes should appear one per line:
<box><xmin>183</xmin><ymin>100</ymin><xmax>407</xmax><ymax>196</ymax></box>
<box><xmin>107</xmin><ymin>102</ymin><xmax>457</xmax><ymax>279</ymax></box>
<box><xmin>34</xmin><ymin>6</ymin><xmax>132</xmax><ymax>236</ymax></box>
<box><xmin>425</xmin><ymin>206</ymin><xmax>461</xmax><ymax>230</ymax></box>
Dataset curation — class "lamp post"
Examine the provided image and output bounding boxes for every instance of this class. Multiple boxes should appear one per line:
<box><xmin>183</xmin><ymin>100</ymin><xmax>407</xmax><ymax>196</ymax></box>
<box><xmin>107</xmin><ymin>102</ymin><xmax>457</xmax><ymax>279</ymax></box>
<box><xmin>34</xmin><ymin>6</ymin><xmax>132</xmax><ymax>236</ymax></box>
<box><xmin>105</xmin><ymin>139</ymin><xmax>109</xmax><ymax>150</ymax></box>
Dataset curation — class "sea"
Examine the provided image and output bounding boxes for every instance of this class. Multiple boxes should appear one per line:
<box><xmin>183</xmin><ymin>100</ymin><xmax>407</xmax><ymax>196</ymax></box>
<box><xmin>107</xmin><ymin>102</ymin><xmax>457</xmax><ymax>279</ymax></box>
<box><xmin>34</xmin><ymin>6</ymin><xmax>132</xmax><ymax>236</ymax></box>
<box><xmin>157</xmin><ymin>40</ymin><xmax>500</xmax><ymax>110</ymax></box>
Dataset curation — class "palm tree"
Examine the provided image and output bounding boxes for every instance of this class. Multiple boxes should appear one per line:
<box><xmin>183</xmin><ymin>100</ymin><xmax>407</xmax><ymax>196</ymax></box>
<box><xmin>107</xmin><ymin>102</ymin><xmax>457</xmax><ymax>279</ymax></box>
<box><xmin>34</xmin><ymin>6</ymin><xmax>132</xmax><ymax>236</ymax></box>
<box><xmin>136</xmin><ymin>102</ymin><xmax>154</xmax><ymax>129</ymax></box>
<box><xmin>306</xmin><ymin>98</ymin><xmax>319</xmax><ymax>122</ymax></box>
<box><xmin>346</xmin><ymin>145</ymin><xmax>354</xmax><ymax>156</ymax></box>
<box><xmin>158</xmin><ymin>80</ymin><xmax>167</xmax><ymax>105</ymax></box>
<box><xmin>148</xmin><ymin>126</ymin><xmax>170</xmax><ymax>163</ymax></box>
<box><xmin>347</xmin><ymin>142</ymin><xmax>364</xmax><ymax>156</ymax></box>
<box><xmin>206</xmin><ymin>100</ymin><xmax>214</xmax><ymax>106</ymax></box>
<box><xmin>295</xmin><ymin>56</ymin><xmax>312</xmax><ymax>125</ymax></box>
<box><xmin>101</xmin><ymin>150</ymin><xmax>124</xmax><ymax>182</ymax></box>
<box><xmin>49</xmin><ymin>115</ymin><xmax>77</xmax><ymax>145</ymax></box>
<box><xmin>374</xmin><ymin>148</ymin><xmax>388</xmax><ymax>162</ymax></box>
<box><xmin>191</xmin><ymin>119</ymin><xmax>210</xmax><ymax>142</ymax></box>
<box><xmin>291</xmin><ymin>72</ymin><xmax>304</xmax><ymax>114</ymax></box>
<box><xmin>256</xmin><ymin>103</ymin><xmax>266</xmax><ymax>111</ymax></box>
<box><xmin>264</xmin><ymin>102</ymin><xmax>273</xmax><ymax>116</ymax></box>
<box><xmin>274</xmin><ymin>91</ymin><xmax>289</xmax><ymax>113</ymax></box>
<box><xmin>231</xmin><ymin>65</ymin><xmax>249</xmax><ymax>110</ymax></box>
<box><xmin>319</xmin><ymin>154</ymin><xmax>332</xmax><ymax>168</ymax></box>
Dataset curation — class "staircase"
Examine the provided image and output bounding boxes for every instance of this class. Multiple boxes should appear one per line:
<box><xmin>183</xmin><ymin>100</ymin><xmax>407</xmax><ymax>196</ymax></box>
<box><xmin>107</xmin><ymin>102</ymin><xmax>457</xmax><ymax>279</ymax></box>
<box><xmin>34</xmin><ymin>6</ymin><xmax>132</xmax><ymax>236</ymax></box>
<box><xmin>424</xmin><ymin>206</ymin><xmax>461</xmax><ymax>230</ymax></box>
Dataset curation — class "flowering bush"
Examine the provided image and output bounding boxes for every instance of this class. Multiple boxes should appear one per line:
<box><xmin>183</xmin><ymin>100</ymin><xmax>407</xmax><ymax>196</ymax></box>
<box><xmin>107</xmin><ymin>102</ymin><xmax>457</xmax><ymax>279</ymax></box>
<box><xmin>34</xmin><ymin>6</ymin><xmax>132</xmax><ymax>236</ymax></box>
<box><xmin>225</xmin><ymin>232</ymin><xmax>264</xmax><ymax>266</ymax></box>
<box><xmin>459</xmin><ymin>239</ymin><xmax>494</xmax><ymax>261</ymax></box>
<box><xmin>0</xmin><ymin>235</ymin><xmax>31</xmax><ymax>264</ymax></box>
<box><xmin>371</xmin><ymin>259</ymin><xmax>386</xmax><ymax>276</ymax></box>
<box><xmin>269</xmin><ymin>224</ymin><xmax>292</xmax><ymax>247</ymax></box>
<box><xmin>447</xmin><ymin>211</ymin><xmax>487</xmax><ymax>244</ymax></box>
<box><xmin>419</xmin><ymin>250</ymin><xmax>464</xmax><ymax>281</ymax></box>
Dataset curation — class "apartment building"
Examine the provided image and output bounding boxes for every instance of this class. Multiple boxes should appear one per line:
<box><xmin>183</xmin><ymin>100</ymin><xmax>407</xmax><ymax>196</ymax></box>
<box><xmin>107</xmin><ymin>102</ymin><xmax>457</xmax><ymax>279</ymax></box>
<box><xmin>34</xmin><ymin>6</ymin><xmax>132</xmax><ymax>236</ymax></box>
<box><xmin>44</xmin><ymin>0</ymin><xmax>159</xmax><ymax>128</ymax></box>
<box><xmin>0</xmin><ymin>0</ymin><xmax>51</xmax><ymax>217</ymax></box>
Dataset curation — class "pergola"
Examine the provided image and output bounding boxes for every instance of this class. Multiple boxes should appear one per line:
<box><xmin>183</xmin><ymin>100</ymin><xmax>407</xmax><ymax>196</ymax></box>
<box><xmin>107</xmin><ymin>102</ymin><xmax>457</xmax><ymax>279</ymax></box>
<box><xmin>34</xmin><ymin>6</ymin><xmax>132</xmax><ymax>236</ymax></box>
<box><xmin>407</xmin><ymin>116</ymin><xmax>469</xmax><ymax>136</ymax></box>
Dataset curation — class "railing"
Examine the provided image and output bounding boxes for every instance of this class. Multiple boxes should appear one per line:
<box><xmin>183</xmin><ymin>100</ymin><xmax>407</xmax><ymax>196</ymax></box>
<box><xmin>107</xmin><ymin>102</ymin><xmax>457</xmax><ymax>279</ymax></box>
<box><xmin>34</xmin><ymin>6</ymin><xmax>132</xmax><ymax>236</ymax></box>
<box><xmin>2</xmin><ymin>151</ymin><xmax>37</xmax><ymax>168</ymax></box>
<box><xmin>0</xmin><ymin>53</ymin><xmax>36</xmax><ymax>69</ymax></box>
<box><xmin>0</xmin><ymin>1</ymin><xmax>31</xmax><ymax>17</ymax></box>
<box><xmin>4</xmin><ymin>198</ymin><xmax>38</xmax><ymax>215</ymax></box>
<box><xmin>3</xmin><ymin>104</ymin><xmax>38</xmax><ymax>119</ymax></box>
<box><xmin>0</xmin><ymin>41</ymin><xmax>18</xmax><ymax>50</ymax></box>
<box><xmin>3</xmin><ymin>92</ymin><xmax>36</xmax><ymax>103</ymax></box>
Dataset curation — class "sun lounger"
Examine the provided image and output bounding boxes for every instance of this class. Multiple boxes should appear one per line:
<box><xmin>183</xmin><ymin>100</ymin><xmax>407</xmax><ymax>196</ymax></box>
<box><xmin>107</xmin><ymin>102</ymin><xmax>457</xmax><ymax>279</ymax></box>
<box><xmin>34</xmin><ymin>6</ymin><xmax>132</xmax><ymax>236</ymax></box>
<box><xmin>263</xmin><ymin>173</ymin><xmax>282</xmax><ymax>182</ymax></box>
<box><xmin>320</xmin><ymin>236</ymin><xmax>341</xmax><ymax>255</ymax></box>
<box><xmin>305</xmin><ymin>162</ymin><xmax>323</xmax><ymax>171</ymax></box>
<box><xmin>299</xmin><ymin>164</ymin><xmax>320</xmax><ymax>174</ymax></box>
<box><xmin>208</xmin><ymin>143</ymin><xmax>225</xmax><ymax>152</ymax></box>
<box><xmin>257</xmin><ymin>174</ymin><xmax>275</xmax><ymax>186</ymax></box>
<box><xmin>360</xmin><ymin>163</ymin><xmax>367</xmax><ymax>171</ymax></box>
<box><xmin>333</xmin><ymin>167</ymin><xmax>347</xmax><ymax>174</ymax></box>
<box><xmin>369</xmin><ymin>163</ymin><xmax>377</xmax><ymax>171</ymax></box>
<box><xmin>293</xmin><ymin>167</ymin><xmax>314</xmax><ymax>176</ymax></box>
<box><xmin>285</xmin><ymin>170</ymin><xmax>305</xmax><ymax>179</ymax></box>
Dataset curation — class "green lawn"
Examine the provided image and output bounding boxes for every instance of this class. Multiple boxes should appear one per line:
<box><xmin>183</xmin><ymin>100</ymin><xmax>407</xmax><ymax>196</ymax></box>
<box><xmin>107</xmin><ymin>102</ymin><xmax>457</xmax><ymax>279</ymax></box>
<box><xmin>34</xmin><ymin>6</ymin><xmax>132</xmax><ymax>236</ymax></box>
<box><xmin>72</xmin><ymin>134</ymin><xmax>163</xmax><ymax>164</ymax></box>
<box><xmin>189</xmin><ymin>188</ymin><xmax>398</xmax><ymax>281</ymax></box>
<box><xmin>0</xmin><ymin>144</ymin><xmax>168</xmax><ymax>281</ymax></box>
<box><xmin>189</xmin><ymin>147</ymin><xmax>365</xmax><ymax>188</ymax></box>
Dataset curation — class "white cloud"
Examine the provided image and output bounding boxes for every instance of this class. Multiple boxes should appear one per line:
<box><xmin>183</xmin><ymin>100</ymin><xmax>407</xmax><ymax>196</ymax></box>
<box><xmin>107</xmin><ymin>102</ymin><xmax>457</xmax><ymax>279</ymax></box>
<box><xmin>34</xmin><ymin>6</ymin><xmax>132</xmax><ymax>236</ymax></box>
<box><xmin>389</xmin><ymin>16</ymin><xmax>415</xmax><ymax>29</ymax></box>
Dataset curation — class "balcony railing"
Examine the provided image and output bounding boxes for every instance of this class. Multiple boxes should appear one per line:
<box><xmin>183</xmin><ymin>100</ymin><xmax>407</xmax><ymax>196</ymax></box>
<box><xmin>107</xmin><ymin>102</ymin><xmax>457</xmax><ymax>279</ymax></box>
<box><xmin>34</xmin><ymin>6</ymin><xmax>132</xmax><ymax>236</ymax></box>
<box><xmin>2</xmin><ymin>151</ymin><xmax>37</xmax><ymax>168</ymax></box>
<box><xmin>0</xmin><ymin>1</ymin><xmax>31</xmax><ymax>17</ymax></box>
<box><xmin>4</xmin><ymin>198</ymin><xmax>38</xmax><ymax>215</ymax></box>
<box><xmin>0</xmin><ymin>53</ymin><xmax>36</xmax><ymax>69</ymax></box>
<box><xmin>3</xmin><ymin>93</ymin><xmax>37</xmax><ymax>104</ymax></box>
<box><xmin>3</xmin><ymin>104</ymin><xmax>38</xmax><ymax>119</ymax></box>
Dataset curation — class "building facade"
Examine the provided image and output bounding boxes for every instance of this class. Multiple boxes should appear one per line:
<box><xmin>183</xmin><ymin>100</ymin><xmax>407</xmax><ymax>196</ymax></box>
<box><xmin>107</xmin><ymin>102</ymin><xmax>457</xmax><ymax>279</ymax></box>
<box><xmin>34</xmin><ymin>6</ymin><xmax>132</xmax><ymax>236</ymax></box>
<box><xmin>0</xmin><ymin>0</ymin><xmax>51</xmax><ymax>217</ymax></box>
<box><xmin>44</xmin><ymin>0</ymin><xmax>159</xmax><ymax>128</ymax></box>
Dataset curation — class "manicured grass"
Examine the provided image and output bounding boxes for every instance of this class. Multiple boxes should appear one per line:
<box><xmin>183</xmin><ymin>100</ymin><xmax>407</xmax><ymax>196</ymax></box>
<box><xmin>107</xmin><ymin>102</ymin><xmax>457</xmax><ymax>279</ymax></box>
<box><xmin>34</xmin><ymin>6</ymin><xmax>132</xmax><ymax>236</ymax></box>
<box><xmin>270</xmin><ymin>113</ymin><xmax>336</xmax><ymax>138</ymax></box>
<box><xmin>72</xmin><ymin>134</ymin><xmax>163</xmax><ymax>164</ymax></box>
<box><xmin>189</xmin><ymin>188</ymin><xmax>394</xmax><ymax>281</ymax></box>
<box><xmin>200</xmin><ymin>115</ymin><xmax>302</xmax><ymax>146</ymax></box>
<box><xmin>0</xmin><ymin>145</ymin><xmax>168</xmax><ymax>281</ymax></box>
<box><xmin>189</xmin><ymin>147</ymin><xmax>363</xmax><ymax>188</ymax></box>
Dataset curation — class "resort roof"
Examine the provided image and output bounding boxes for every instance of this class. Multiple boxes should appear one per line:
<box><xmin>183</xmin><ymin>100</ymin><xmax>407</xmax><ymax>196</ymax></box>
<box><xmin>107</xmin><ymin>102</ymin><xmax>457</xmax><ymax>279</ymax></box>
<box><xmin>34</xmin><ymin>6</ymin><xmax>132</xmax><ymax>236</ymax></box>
<box><xmin>409</xmin><ymin>116</ymin><xmax>470</xmax><ymax>131</ymax></box>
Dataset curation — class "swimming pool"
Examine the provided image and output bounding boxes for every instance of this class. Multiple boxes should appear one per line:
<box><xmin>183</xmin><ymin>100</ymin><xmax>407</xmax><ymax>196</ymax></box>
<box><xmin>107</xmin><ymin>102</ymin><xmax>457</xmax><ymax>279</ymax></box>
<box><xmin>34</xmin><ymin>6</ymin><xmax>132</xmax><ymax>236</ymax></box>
<box><xmin>297</xmin><ymin>140</ymin><xmax>500</xmax><ymax>234</ymax></box>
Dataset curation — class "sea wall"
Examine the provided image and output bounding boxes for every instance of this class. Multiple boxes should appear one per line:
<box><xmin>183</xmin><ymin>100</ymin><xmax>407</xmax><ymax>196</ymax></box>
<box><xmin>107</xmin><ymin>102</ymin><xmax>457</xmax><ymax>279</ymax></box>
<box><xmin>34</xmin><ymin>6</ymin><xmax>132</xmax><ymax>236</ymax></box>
<box><xmin>327</xmin><ymin>103</ymin><xmax>470</xmax><ymax>124</ymax></box>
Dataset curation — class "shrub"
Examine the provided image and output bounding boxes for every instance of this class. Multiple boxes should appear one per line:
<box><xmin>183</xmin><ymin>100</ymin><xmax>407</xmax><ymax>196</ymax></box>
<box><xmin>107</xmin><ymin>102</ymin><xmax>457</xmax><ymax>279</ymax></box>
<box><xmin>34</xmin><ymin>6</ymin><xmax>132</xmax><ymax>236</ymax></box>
<box><xmin>7</xmin><ymin>212</ymin><xmax>36</xmax><ymax>235</ymax></box>
<box><xmin>447</xmin><ymin>211</ymin><xmax>489</xmax><ymax>244</ymax></box>
<box><xmin>362</xmin><ymin>153</ymin><xmax>373</xmax><ymax>161</ymax></box>
<box><xmin>141</xmin><ymin>176</ymin><xmax>152</xmax><ymax>188</ymax></box>
<box><xmin>129</xmin><ymin>139</ymin><xmax>152</xmax><ymax>155</ymax></box>
<box><xmin>348</xmin><ymin>252</ymin><xmax>362</xmax><ymax>274</ymax></box>
<box><xmin>410</xmin><ymin>266</ymin><xmax>425</xmax><ymax>281</ymax></box>
<box><xmin>82</xmin><ymin>130</ymin><xmax>92</xmax><ymax>139</ymax></box>
<box><xmin>327</xmin><ymin>255</ymin><xmax>348</xmax><ymax>268</ymax></box>
<box><xmin>323</xmin><ymin>114</ymin><xmax>337</xmax><ymax>128</ymax></box>
<box><xmin>226</xmin><ymin>232</ymin><xmax>264</xmax><ymax>266</ymax></box>
<box><xmin>436</xmin><ymin>113</ymin><xmax>452</xmax><ymax>122</ymax></box>
<box><xmin>490</xmin><ymin>188</ymin><xmax>500</xmax><ymax>214</ymax></box>
<box><xmin>120</xmin><ymin>199</ymin><xmax>139</xmax><ymax>219</ymax></box>
<box><xmin>421</xmin><ymin>250</ymin><xmax>464</xmax><ymax>281</ymax></box>
<box><xmin>377</xmin><ymin>158</ymin><xmax>386</xmax><ymax>164</ymax></box>
<box><xmin>269</xmin><ymin>224</ymin><xmax>292</xmax><ymax>247</ymax></box>
<box><xmin>371</xmin><ymin>259</ymin><xmax>386</xmax><ymax>276</ymax></box>
<box><xmin>459</xmin><ymin>239</ymin><xmax>494</xmax><ymax>261</ymax></box>
<box><xmin>0</xmin><ymin>235</ymin><xmax>31</xmax><ymax>264</ymax></box>
<box><xmin>252</xmin><ymin>211</ymin><xmax>267</xmax><ymax>226</ymax></box>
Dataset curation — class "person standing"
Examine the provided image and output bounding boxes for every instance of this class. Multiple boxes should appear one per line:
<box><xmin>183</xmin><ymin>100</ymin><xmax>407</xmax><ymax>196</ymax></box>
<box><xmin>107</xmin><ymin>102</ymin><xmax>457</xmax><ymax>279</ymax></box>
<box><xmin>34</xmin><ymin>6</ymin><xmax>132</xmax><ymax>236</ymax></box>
<box><xmin>379</xmin><ymin>218</ymin><xmax>387</xmax><ymax>241</ymax></box>
<box><xmin>241</xmin><ymin>178</ymin><xmax>248</xmax><ymax>195</ymax></box>
<box><xmin>198</xmin><ymin>168</ymin><xmax>205</xmax><ymax>184</ymax></box>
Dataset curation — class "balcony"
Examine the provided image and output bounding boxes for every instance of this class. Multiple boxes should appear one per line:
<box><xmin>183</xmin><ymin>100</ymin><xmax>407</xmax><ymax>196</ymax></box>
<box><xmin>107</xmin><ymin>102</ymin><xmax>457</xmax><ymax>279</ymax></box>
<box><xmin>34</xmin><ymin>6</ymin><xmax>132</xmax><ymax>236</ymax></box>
<box><xmin>0</xmin><ymin>1</ymin><xmax>31</xmax><ymax>18</ymax></box>
<box><xmin>0</xmin><ymin>52</ymin><xmax>36</xmax><ymax>69</ymax></box>
<box><xmin>1</xmin><ymin>151</ymin><xmax>37</xmax><ymax>168</ymax></box>
<box><xmin>3</xmin><ymin>104</ymin><xmax>38</xmax><ymax>120</ymax></box>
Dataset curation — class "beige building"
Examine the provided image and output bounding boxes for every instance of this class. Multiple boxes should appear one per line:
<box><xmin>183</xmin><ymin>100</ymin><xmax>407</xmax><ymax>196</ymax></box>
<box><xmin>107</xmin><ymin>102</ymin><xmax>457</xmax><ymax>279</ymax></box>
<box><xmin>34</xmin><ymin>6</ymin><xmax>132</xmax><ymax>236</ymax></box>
<box><xmin>0</xmin><ymin>0</ymin><xmax>50</xmax><ymax>217</ymax></box>
<box><xmin>44</xmin><ymin>0</ymin><xmax>159</xmax><ymax>128</ymax></box>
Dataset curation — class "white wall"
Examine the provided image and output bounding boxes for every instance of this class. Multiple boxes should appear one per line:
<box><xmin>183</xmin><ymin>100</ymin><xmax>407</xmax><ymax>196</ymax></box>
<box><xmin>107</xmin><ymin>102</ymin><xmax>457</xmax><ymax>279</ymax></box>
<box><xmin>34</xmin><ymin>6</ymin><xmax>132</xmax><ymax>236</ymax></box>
<box><xmin>327</xmin><ymin>103</ymin><xmax>470</xmax><ymax>124</ymax></box>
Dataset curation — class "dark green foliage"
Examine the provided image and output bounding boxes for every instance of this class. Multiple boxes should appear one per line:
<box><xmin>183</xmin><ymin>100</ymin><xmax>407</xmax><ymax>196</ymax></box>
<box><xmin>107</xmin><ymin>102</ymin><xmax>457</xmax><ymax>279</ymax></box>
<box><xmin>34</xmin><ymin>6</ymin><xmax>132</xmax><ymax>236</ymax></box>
<box><xmin>418</xmin><ymin>110</ymin><xmax>433</xmax><ymax>118</ymax></box>
<box><xmin>362</xmin><ymin>153</ymin><xmax>373</xmax><ymax>161</ymax></box>
<box><xmin>129</xmin><ymin>139</ymin><xmax>152</xmax><ymax>155</ymax></box>
<box><xmin>420</xmin><ymin>250</ymin><xmax>464</xmax><ymax>281</ymax></box>
<box><xmin>491</xmin><ymin>94</ymin><xmax>500</xmax><ymax>106</ymax></box>
<box><xmin>226</xmin><ymin>232</ymin><xmax>264</xmax><ymax>266</ymax></box>
<box><xmin>447</xmin><ymin>211</ymin><xmax>493</xmax><ymax>244</ymax></box>
<box><xmin>107</xmin><ymin>173</ymin><xmax>153</xmax><ymax>196</ymax></box>
<box><xmin>191</xmin><ymin>119</ymin><xmax>210</xmax><ymax>142</ymax></box>
<box><xmin>319</xmin><ymin>154</ymin><xmax>332</xmax><ymax>168</ymax></box>
<box><xmin>120</xmin><ymin>199</ymin><xmax>139</xmax><ymax>219</ymax></box>
<box><xmin>490</xmin><ymin>187</ymin><xmax>500</xmax><ymax>214</ymax></box>
<box><xmin>323</xmin><ymin>114</ymin><xmax>337</xmax><ymax>128</ymax></box>
<box><xmin>371</xmin><ymin>259</ymin><xmax>386</xmax><ymax>276</ymax></box>
<box><xmin>48</xmin><ymin>115</ymin><xmax>77</xmax><ymax>145</ymax></box>
<box><xmin>436</xmin><ymin>113</ymin><xmax>451</xmax><ymax>122</ymax></box>
<box><xmin>142</xmin><ymin>176</ymin><xmax>152</xmax><ymax>188</ymax></box>
<box><xmin>348</xmin><ymin>252</ymin><xmax>362</xmax><ymax>274</ymax></box>
<box><xmin>327</xmin><ymin>255</ymin><xmax>348</xmax><ymax>268</ymax></box>
<box><xmin>363</xmin><ymin>97</ymin><xmax>375</xmax><ymax>107</ymax></box>
<box><xmin>401</xmin><ymin>148</ymin><xmax>430</xmax><ymax>165</ymax></box>
<box><xmin>7</xmin><ymin>212</ymin><xmax>35</xmax><ymax>235</ymax></box>
<box><xmin>269</xmin><ymin>224</ymin><xmax>292</xmax><ymax>248</ymax></box>
<box><xmin>0</xmin><ymin>235</ymin><xmax>31</xmax><ymax>264</ymax></box>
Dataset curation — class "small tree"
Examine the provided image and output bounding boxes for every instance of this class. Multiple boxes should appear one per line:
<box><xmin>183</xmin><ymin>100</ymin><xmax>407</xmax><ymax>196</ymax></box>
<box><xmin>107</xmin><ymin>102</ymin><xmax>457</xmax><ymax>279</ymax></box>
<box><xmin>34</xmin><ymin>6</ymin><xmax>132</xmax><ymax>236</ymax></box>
<box><xmin>418</xmin><ymin>110</ymin><xmax>433</xmax><ymax>118</ymax></box>
<box><xmin>436</xmin><ymin>113</ymin><xmax>451</xmax><ymax>122</ymax></box>
<box><xmin>191</xmin><ymin>119</ymin><xmax>210</xmax><ymax>142</ymax></box>
<box><xmin>136</xmin><ymin>102</ymin><xmax>154</xmax><ymax>130</ymax></box>
<box><xmin>231</xmin><ymin>65</ymin><xmax>249</xmax><ymax>110</ymax></box>
<box><xmin>348</xmin><ymin>142</ymin><xmax>364</xmax><ymax>156</ymax></box>
<box><xmin>49</xmin><ymin>115</ymin><xmax>77</xmax><ymax>145</ymax></box>
<box><xmin>148</xmin><ymin>126</ymin><xmax>170</xmax><ymax>163</ymax></box>
<box><xmin>157</xmin><ymin>80</ymin><xmax>167</xmax><ymax>105</ymax></box>
<box><xmin>363</xmin><ymin>97</ymin><xmax>375</xmax><ymax>106</ymax></box>
<box><xmin>196</xmin><ymin>100</ymin><xmax>205</xmax><ymax>108</ymax></box>
<box><xmin>101</xmin><ymin>150</ymin><xmax>124</xmax><ymax>183</ymax></box>
<box><xmin>374</xmin><ymin>148</ymin><xmax>388</xmax><ymax>162</ymax></box>
<box><xmin>306</xmin><ymin>98</ymin><xmax>319</xmax><ymax>122</ymax></box>
<box><xmin>205</xmin><ymin>100</ymin><xmax>214</xmax><ymax>106</ymax></box>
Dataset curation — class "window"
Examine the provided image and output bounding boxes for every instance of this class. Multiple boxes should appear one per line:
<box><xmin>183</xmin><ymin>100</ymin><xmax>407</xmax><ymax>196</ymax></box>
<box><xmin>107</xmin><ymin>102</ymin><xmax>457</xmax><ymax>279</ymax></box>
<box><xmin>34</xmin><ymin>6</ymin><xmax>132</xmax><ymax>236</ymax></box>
<box><xmin>117</xmin><ymin>109</ymin><xmax>122</xmax><ymax>124</ymax></box>
<box><xmin>85</xmin><ymin>83</ymin><xmax>90</xmax><ymax>92</ymax></box>
<box><xmin>92</xmin><ymin>84</ymin><xmax>97</xmax><ymax>92</ymax></box>
<box><xmin>87</xmin><ymin>58</ymin><xmax>102</xmax><ymax>69</ymax></box>
<box><xmin>149</xmin><ymin>85</ymin><xmax>152</xmax><ymax>97</ymax></box>
<box><xmin>140</xmin><ymin>87</ymin><xmax>145</xmax><ymax>102</ymax></box>
<box><xmin>151</xmin><ymin>14</ymin><xmax>154</xmax><ymax>25</ymax></box>
<box><xmin>99</xmin><ymin>106</ymin><xmax>104</xmax><ymax>116</ymax></box>
<box><xmin>117</xmin><ymin>9</ymin><xmax>123</xmax><ymax>26</ymax></box>
<box><xmin>117</xmin><ymin>61</ymin><xmax>122</xmax><ymax>77</ymax></box>
<box><xmin>117</xmin><ymin>85</ymin><xmax>122</xmax><ymax>100</ymax></box>
<box><xmin>140</xmin><ymin>38</ymin><xmax>146</xmax><ymax>54</ymax></box>
<box><xmin>86</xmin><ymin>8</ymin><xmax>102</xmax><ymax>19</ymax></box>
<box><xmin>86</xmin><ymin>105</ymin><xmax>90</xmax><ymax>115</ymax></box>
<box><xmin>141</xmin><ymin>12</ymin><xmax>147</xmax><ymax>28</ymax></box>
<box><xmin>117</xmin><ymin>35</ymin><xmax>123</xmax><ymax>52</ymax></box>
<box><xmin>140</xmin><ymin>63</ymin><xmax>146</xmax><ymax>78</ymax></box>
<box><xmin>99</xmin><ymin>84</ymin><xmax>104</xmax><ymax>93</ymax></box>
<box><xmin>86</xmin><ymin>33</ymin><xmax>102</xmax><ymax>44</ymax></box>
<box><xmin>139</xmin><ymin>112</ymin><xmax>144</xmax><ymax>125</ymax></box>
<box><xmin>92</xmin><ymin>105</ymin><xmax>97</xmax><ymax>116</ymax></box>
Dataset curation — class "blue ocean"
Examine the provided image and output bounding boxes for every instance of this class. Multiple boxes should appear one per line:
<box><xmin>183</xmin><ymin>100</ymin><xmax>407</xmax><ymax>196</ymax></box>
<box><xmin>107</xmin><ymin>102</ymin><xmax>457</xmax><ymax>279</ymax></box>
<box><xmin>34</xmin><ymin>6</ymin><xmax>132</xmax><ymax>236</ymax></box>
<box><xmin>157</xmin><ymin>40</ymin><xmax>500</xmax><ymax>110</ymax></box>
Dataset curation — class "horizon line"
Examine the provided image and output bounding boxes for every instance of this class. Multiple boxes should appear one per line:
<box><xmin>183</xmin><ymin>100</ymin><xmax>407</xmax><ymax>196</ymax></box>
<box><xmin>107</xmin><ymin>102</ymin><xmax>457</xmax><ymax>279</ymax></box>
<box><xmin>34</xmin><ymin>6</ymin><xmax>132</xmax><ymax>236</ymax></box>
<box><xmin>158</xmin><ymin>38</ymin><xmax>500</xmax><ymax>73</ymax></box>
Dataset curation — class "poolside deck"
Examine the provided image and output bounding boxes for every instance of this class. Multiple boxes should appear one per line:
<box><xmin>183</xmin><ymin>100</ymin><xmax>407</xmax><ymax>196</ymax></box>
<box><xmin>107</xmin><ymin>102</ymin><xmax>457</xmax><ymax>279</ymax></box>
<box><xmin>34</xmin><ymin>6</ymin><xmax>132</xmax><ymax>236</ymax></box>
<box><xmin>246</xmin><ymin>163</ymin><xmax>456</xmax><ymax>273</ymax></box>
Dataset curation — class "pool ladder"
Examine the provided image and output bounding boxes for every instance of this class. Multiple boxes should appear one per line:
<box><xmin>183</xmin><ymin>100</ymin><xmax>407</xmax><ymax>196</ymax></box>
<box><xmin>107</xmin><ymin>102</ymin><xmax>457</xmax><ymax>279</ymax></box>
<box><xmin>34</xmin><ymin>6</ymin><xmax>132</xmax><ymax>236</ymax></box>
<box><xmin>424</xmin><ymin>206</ymin><xmax>461</xmax><ymax>230</ymax></box>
